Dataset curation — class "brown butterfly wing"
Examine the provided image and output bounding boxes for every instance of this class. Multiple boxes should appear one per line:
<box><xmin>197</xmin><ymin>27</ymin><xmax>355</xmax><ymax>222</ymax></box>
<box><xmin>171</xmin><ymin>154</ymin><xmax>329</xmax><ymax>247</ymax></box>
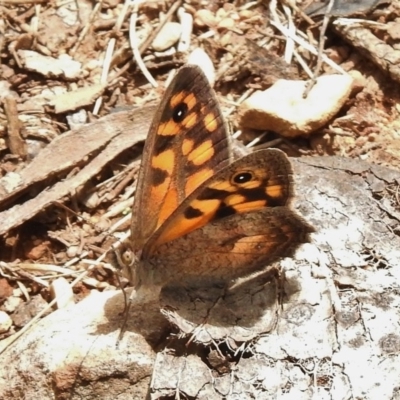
<box><xmin>138</xmin><ymin>207</ymin><xmax>313</xmax><ymax>287</ymax></box>
<box><xmin>135</xmin><ymin>148</ymin><xmax>314</xmax><ymax>287</ymax></box>
<box><xmin>148</xmin><ymin>149</ymin><xmax>295</xmax><ymax>249</ymax></box>
<box><xmin>131</xmin><ymin>65</ymin><xmax>232</xmax><ymax>251</ymax></box>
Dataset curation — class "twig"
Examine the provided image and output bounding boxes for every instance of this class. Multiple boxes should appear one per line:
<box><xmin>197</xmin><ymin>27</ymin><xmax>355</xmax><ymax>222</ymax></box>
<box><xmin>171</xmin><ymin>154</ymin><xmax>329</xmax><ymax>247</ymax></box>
<box><xmin>108</xmin><ymin>0</ymin><xmax>182</xmax><ymax>87</ymax></box>
<box><xmin>282</xmin><ymin>0</ymin><xmax>315</xmax><ymax>25</ymax></box>
<box><xmin>71</xmin><ymin>0</ymin><xmax>102</xmax><ymax>56</ymax></box>
<box><xmin>303</xmin><ymin>0</ymin><xmax>335</xmax><ymax>97</ymax></box>
<box><xmin>0</xmin><ymin>249</ymin><xmax>111</xmax><ymax>355</ymax></box>
<box><xmin>292</xmin><ymin>48</ymin><xmax>314</xmax><ymax>78</ymax></box>
<box><xmin>129</xmin><ymin>0</ymin><xmax>158</xmax><ymax>88</ymax></box>
<box><xmin>271</xmin><ymin>0</ymin><xmax>314</xmax><ymax>78</ymax></box>
<box><xmin>138</xmin><ymin>0</ymin><xmax>182</xmax><ymax>54</ymax></box>
<box><xmin>102</xmin><ymin>164</ymin><xmax>138</xmax><ymax>202</ymax></box>
<box><xmin>93</xmin><ymin>0</ymin><xmax>132</xmax><ymax>115</ymax></box>
<box><xmin>270</xmin><ymin>19</ymin><xmax>346</xmax><ymax>74</ymax></box>
<box><xmin>246</xmin><ymin>132</ymin><xmax>268</xmax><ymax>148</ymax></box>
<box><xmin>282</xmin><ymin>3</ymin><xmax>295</xmax><ymax>64</ymax></box>
<box><xmin>270</xmin><ymin>0</ymin><xmax>294</xmax><ymax>64</ymax></box>
<box><xmin>177</xmin><ymin>6</ymin><xmax>192</xmax><ymax>52</ymax></box>
<box><xmin>4</xmin><ymin>97</ymin><xmax>27</xmax><ymax>158</ymax></box>
<box><xmin>225</xmin><ymin>88</ymin><xmax>255</xmax><ymax>117</ymax></box>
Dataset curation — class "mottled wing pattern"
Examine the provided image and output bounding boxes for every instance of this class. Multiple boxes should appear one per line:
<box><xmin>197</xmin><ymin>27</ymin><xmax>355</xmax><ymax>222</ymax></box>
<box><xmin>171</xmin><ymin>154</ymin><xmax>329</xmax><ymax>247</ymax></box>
<box><xmin>138</xmin><ymin>207</ymin><xmax>313</xmax><ymax>287</ymax></box>
<box><xmin>131</xmin><ymin>65</ymin><xmax>232</xmax><ymax>250</ymax></box>
<box><xmin>148</xmin><ymin>149</ymin><xmax>295</xmax><ymax>251</ymax></box>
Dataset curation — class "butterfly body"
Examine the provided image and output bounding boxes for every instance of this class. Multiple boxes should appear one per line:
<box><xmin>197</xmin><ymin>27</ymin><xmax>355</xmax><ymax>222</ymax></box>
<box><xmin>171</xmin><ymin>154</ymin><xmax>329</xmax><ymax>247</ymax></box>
<box><xmin>120</xmin><ymin>65</ymin><xmax>313</xmax><ymax>294</ymax></box>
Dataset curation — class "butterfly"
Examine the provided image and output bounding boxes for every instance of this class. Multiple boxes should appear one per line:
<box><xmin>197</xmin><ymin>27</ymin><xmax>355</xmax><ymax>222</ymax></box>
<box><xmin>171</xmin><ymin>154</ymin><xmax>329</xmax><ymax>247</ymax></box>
<box><xmin>117</xmin><ymin>64</ymin><xmax>313</xmax><ymax>299</ymax></box>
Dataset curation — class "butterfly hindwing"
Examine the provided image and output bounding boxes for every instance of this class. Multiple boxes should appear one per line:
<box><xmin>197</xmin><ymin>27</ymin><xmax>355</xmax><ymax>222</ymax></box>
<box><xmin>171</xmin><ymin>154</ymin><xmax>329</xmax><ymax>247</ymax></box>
<box><xmin>147</xmin><ymin>148</ymin><xmax>297</xmax><ymax>251</ymax></box>
<box><xmin>137</xmin><ymin>206</ymin><xmax>313</xmax><ymax>287</ymax></box>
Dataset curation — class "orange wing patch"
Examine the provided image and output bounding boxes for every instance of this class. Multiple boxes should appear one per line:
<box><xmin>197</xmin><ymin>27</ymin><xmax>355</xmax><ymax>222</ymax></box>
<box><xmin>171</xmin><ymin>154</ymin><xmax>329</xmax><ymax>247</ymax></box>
<box><xmin>154</xmin><ymin>197</ymin><xmax>221</xmax><ymax>245</ymax></box>
<box><xmin>265</xmin><ymin>184</ymin><xmax>284</xmax><ymax>199</ymax></box>
<box><xmin>184</xmin><ymin>168</ymin><xmax>214</xmax><ymax>198</ymax></box>
<box><xmin>226</xmin><ymin>198</ymin><xmax>267</xmax><ymax>212</ymax></box>
<box><xmin>170</xmin><ymin>91</ymin><xmax>196</xmax><ymax>109</ymax></box>
<box><xmin>204</xmin><ymin>112</ymin><xmax>218</xmax><ymax>133</ymax></box>
<box><xmin>157</xmin><ymin>119</ymin><xmax>180</xmax><ymax>136</ymax></box>
<box><xmin>182</xmin><ymin>139</ymin><xmax>194</xmax><ymax>156</ymax></box>
<box><xmin>156</xmin><ymin>188</ymin><xmax>179</xmax><ymax>230</ymax></box>
<box><xmin>181</xmin><ymin>111</ymin><xmax>198</xmax><ymax>130</ymax></box>
<box><xmin>151</xmin><ymin>150</ymin><xmax>175</xmax><ymax>173</ymax></box>
<box><xmin>170</xmin><ymin>91</ymin><xmax>185</xmax><ymax>107</ymax></box>
<box><xmin>187</xmin><ymin>140</ymin><xmax>215</xmax><ymax>166</ymax></box>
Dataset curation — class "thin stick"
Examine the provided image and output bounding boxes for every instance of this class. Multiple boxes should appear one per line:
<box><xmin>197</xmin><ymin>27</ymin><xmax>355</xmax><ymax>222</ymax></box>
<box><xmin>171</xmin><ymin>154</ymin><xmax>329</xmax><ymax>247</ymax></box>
<box><xmin>138</xmin><ymin>0</ymin><xmax>182</xmax><ymax>54</ymax></box>
<box><xmin>129</xmin><ymin>0</ymin><xmax>158</xmax><ymax>88</ymax></box>
<box><xmin>93</xmin><ymin>0</ymin><xmax>133</xmax><ymax>115</ymax></box>
<box><xmin>282</xmin><ymin>3</ymin><xmax>295</xmax><ymax>64</ymax></box>
<box><xmin>303</xmin><ymin>0</ymin><xmax>335</xmax><ymax>97</ymax></box>
<box><xmin>270</xmin><ymin>19</ymin><xmax>346</xmax><ymax>74</ymax></box>
<box><xmin>71</xmin><ymin>1</ymin><xmax>102</xmax><ymax>56</ymax></box>
<box><xmin>4</xmin><ymin>97</ymin><xmax>27</xmax><ymax>158</ymax></box>
<box><xmin>282</xmin><ymin>0</ymin><xmax>315</xmax><ymax>25</ymax></box>
<box><xmin>108</xmin><ymin>0</ymin><xmax>182</xmax><ymax>87</ymax></box>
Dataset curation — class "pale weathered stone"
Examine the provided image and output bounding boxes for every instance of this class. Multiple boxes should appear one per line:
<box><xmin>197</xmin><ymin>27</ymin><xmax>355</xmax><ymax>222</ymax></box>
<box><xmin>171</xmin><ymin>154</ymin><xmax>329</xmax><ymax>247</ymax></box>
<box><xmin>239</xmin><ymin>74</ymin><xmax>353</xmax><ymax>137</ymax></box>
<box><xmin>18</xmin><ymin>50</ymin><xmax>82</xmax><ymax>80</ymax></box>
<box><xmin>0</xmin><ymin>289</ymin><xmax>166</xmax><ymax>399</ymax></box>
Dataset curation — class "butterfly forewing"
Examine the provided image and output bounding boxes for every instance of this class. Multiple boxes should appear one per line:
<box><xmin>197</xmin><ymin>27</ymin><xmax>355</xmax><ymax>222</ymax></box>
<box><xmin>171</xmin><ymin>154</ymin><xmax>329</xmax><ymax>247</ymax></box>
<box><xmin>131</xmin><ymin>65</ymin><xmax>232</xmax><ymax>249</ymax></box>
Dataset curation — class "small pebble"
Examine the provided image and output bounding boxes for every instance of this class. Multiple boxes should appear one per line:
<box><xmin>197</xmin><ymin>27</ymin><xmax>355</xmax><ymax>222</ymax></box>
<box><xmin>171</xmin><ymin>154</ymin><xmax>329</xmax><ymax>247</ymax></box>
<box><xmin>80</xmin><ymin>191</ymin><xmax>100</xmax><ymax>209</ymax></box>
<box><xmin>0</xmin><ymin>311</ymin><xmax>12</xmax><ymax>333</ymax></box>
<box><xmin>3</xmin><ymin>296</ymin><xmax>22</xmax><ymax>313</ymax></box>
<box><xmin>50</xmin><ymin>277</ymin><xmax>75</xmax><ymax>309</ymax></box>
<box><xmin>217</xmin><ymin>17</ymin><xmax>235</xmax><ymax>30</ymax></box>
<box><xmin>238</xmin><ymin>9</ymin><xmax>254</xmax><ymax>19</ymax></box>
<box><xmin>187</xmin><ymin>48</ymin><xmax>215</xmax><ymax>87</ymax></box>
<box><xmin>194</xmin><ymin>9</ymin><xmax>216</xmax><ymax>28</ymax></box>
<box><xmin>152</xmin><ymin>22</ymin><xmax>181</xmax><ymax>52</ymax></box>
<box><xmin>66</xmin><ymin>109</ymin><xmax>88</xmax><ymax>130</ymax></box>
<box><xmin>66</xmin><ymin>245</ymin><xmax>79</xmax><ymax>259</ymax></box>
<box><xmin>25</xmin><ymin>241</ymin><xmax>49</xmax><ymax>260</ymax></box>
<box><xmin>18</xmin><ymin>50</ymin><xmax>81</xmax><ymax>80</ymax></box>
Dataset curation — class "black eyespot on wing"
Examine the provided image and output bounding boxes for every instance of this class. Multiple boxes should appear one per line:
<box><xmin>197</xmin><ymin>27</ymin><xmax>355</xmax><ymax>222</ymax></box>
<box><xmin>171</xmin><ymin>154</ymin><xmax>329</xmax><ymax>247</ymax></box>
<box><xmin>233</xmin><ymin>171</ymin><xmax>253</xmax><ymax>184</ymax></box>
<box><xmin>173</xmin><ymin>102</ymin><xmax>188</xmax><ymax>123</ymax></box>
